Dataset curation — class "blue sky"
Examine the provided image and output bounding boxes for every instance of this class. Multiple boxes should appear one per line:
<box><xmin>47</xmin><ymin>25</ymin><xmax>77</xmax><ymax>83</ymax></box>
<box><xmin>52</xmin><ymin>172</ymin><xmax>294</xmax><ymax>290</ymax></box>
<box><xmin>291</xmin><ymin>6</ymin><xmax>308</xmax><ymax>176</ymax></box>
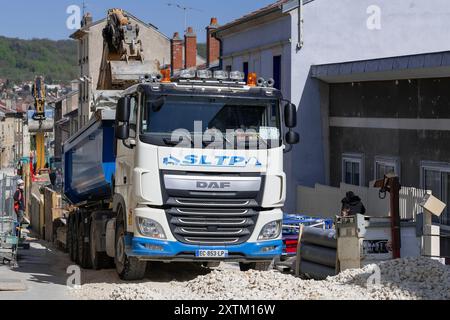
<box><xmin>0</xmin><ymin>0</ymin><xmax>275</xmax><ymax>41</ymax></box>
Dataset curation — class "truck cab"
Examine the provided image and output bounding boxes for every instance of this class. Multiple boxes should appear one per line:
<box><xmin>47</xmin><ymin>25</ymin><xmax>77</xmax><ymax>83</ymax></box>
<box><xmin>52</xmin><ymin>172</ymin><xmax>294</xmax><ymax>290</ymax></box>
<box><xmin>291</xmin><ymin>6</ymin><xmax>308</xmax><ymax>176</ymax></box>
<box><xmin>110</xmin><ymin>70</ymin><xmax>299</xmax><ymax>279</ymax></box>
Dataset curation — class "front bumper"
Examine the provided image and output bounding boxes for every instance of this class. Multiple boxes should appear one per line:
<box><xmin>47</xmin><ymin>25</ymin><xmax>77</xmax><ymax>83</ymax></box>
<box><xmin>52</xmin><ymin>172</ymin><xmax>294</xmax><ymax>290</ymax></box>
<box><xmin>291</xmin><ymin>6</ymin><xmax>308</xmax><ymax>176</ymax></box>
<box><xmin>127</xmin><ymin>237</ymin><xmax>282</xmax><ymax>262</ymax></box>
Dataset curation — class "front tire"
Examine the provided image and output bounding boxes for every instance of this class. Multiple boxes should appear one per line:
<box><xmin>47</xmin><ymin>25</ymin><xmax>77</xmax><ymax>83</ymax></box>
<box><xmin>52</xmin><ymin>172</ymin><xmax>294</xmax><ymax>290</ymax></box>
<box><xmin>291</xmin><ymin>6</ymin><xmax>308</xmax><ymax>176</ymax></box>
<box><xmin>115</xmin><ymin>221</ymin><xmax>146</xmax><ymax>281</ymax></box>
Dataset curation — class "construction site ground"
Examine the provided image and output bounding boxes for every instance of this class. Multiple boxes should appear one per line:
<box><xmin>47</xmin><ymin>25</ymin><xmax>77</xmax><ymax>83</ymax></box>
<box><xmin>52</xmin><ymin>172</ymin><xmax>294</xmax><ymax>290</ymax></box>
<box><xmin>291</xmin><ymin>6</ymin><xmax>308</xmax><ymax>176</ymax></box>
<box><xmin>1</xmin><ymin>238</ymin><xmax>449</xmax><ymax>300</ymax></box>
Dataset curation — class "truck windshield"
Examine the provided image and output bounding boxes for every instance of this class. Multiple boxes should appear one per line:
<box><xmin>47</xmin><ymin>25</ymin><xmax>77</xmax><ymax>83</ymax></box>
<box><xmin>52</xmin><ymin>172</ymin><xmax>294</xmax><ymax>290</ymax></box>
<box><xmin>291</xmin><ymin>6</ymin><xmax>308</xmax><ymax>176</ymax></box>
<box><xmin>140</xmin><ymin>95</ymin><xmax>281</xmax><ymax>149</ymax></box>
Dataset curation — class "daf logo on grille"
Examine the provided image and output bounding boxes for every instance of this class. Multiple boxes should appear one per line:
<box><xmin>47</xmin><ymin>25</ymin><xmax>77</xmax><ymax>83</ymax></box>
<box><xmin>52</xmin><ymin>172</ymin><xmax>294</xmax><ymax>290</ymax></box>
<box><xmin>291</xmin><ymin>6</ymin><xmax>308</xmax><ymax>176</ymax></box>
<box><xmin>197</xmin><ymin>181</ymin><xmax>232</xmax><ymax>189</ymax></box>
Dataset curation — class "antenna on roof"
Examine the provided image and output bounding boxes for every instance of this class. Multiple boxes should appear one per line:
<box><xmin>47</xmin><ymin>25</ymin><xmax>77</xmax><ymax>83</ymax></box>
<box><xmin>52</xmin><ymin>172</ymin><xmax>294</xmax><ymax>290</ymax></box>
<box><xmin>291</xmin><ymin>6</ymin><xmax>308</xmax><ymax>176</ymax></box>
<box><xmin>82</xmin><ymin>1</ymin><xmax>87</xmax><ymax>16</ymax></box>
<box><xmin>166</xmin><ymin>2</ymin><xmax>203</xmax><ymax>33</ymax></box>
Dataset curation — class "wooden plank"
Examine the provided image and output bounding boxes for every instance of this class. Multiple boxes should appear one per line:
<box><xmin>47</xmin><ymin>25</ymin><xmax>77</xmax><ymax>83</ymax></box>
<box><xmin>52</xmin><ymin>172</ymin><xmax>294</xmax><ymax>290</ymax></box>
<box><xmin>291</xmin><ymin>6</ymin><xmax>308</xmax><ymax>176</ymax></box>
<box><xmin>295</xmin><ymin>224</ymin><xmax>305</xmax><ymax>277</ymax></box>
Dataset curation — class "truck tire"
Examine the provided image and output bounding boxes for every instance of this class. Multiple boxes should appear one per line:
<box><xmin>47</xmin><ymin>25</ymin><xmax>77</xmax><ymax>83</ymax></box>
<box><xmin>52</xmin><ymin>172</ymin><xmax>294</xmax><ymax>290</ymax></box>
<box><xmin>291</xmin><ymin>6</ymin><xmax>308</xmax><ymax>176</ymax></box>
<box><xmin>115</xmin><ymin>222</ymin><xmax>146</xmax><ymax>281</ymax></box>
<box><xmin>67</xmin><ymin>215</ymin><xmax>73</xmax><ymax>261</ymax></box>
<box><xmin>90</xmin><ymin>215</ymin><xmax>114</xmax><ymax>270</ymax></box>
<box><xmin>70</xmin><ymin>216</ymin><xmax>78</xmax><ymax>263</ymax></box>
<box><xmin>77</xmin><ymin>220</ymin><xmax>92</xmax><ymax>269</ymax></box>
<box><xmin>239</xmin><ymin>261</ymin><xmax>272</xmax><ymax>272</ymax></box>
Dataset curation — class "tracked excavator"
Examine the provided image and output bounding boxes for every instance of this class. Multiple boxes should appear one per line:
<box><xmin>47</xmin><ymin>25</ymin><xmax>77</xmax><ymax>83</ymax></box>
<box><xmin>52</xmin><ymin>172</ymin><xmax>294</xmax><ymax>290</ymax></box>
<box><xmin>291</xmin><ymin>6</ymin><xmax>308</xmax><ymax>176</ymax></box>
<box><xmin>97</xmin><ymin>8</ymin><xmax>158</xmax><ymax>90</ymax></box>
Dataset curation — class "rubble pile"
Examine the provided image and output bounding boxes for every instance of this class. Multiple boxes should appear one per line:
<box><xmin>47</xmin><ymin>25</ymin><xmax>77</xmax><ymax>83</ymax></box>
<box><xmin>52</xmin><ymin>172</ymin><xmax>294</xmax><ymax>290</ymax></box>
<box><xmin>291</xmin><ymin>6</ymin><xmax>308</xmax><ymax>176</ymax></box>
<box><xmin>73</xmin><ymin>257</ymin><xmax>450</xmax><ymax>300</ymax></box>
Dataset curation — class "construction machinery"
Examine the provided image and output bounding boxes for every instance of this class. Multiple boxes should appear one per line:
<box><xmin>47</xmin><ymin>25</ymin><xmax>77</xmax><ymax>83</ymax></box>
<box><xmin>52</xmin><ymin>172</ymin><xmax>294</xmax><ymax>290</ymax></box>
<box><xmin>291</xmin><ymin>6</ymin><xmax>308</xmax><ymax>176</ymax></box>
<box><xmin>97</xmin><ymin>8</ymin><xmax>158</xmax><ymax>90</ymax></box>
<box><xmin>61</xmin><ymin>8</ymin><xmax>299</xmax><ymax>281</ymax></box>
<box><xmin>29</xmin><ymin>76</ymin><xmax>52</xmax><ymax>173</ymax></box>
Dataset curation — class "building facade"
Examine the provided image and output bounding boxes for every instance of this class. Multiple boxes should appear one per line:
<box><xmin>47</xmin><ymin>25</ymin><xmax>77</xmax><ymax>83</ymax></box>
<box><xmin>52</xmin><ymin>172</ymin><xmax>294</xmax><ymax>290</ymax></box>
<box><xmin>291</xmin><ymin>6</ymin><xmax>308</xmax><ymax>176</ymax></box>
<box><xmin>53</xmin><ymin>80</ymin><xmax>79</xmax><ymax>163</ymax></box>
<box><xmin>214</xmin><ymin>0</ymin><xmax>450</xmax><ymax>217</ymax></box>
<box><xmin>0</xmin><ymin>112</ymin><xmax>17</xmax><ymax>169</ymax></box>
<box><xmin>214</xmin><ymin>0</ymin><xmax>450</xmax><ymax>260</ymax></box>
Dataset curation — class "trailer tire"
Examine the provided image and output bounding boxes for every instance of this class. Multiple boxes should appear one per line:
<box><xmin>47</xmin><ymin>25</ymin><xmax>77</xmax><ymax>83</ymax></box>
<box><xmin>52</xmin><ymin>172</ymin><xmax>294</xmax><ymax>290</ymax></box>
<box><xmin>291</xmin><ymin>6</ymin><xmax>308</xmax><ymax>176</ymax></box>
<box><xmin>90</xmin><ymin>215</ymin><xmax>114</xmax><ymax>270</ymax></box>
<box><xmin>115</xmin><ymin>222</ymin><xmax>146</xmax><ymax>281</ymax></box>
<box><xmin>239</xmin><ymin>261</ymin><xmax>272</xmax><ymax>272</ymax></box>
<box><xmin>77</xmin><ymin>220</ymin><xmax>92</xmax><ymax>269</ymax></box>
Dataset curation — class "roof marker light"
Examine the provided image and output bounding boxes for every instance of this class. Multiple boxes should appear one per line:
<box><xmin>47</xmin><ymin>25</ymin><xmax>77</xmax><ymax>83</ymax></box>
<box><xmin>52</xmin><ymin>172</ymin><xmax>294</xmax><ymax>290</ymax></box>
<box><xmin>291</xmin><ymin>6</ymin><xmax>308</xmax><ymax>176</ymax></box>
<box><xmin>247</xmin><ymin>72</ymin><xmax>257</xmax><ymax>87</ymax></box>
<box><xmin>161</xmin><ymin>68</ymin><xmax>171</xmax><ymax>83</ymax></box>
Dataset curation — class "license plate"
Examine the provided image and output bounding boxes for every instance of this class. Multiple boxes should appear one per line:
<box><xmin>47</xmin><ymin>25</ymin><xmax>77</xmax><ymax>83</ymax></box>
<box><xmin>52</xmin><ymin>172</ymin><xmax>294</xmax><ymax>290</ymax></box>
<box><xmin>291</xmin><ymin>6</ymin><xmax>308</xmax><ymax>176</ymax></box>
<box><xmin>196</xmin><ymin>250</ymin><xmax>228</xmax><ymax>258</ymax></box>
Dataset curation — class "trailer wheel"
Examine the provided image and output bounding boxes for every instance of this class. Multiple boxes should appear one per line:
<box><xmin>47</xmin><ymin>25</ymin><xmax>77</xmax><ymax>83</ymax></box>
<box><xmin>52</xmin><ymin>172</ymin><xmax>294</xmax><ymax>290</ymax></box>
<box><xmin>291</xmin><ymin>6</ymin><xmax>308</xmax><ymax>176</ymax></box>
<box><xmin>90</xmin><ymin>215</ymin><xmax>113</xmax><ymax>270</ymax></box>
<box><xmin>239</xmin><ymin>261</ymin><xmax>272</xmax><ymax>272</ymax></box>
<box><xmin>77</xmin><ymin>220</ymin><xmax>92</xmax><ymax>269</ymax></box>
<box><xmin>115</xmin><ymin>222</ymin><xmax>146</xmax><ymax>281</ymax></box>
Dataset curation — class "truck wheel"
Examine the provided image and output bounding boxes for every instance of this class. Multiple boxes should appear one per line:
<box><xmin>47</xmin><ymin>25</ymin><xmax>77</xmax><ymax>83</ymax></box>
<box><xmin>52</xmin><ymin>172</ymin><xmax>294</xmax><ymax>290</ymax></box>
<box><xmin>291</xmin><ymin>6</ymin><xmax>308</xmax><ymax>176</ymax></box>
<box><xmin>90</xmin><ymin>216</ymin><xmax>113</xmax><ymax>270</ymax></box>
<box><xmin>70</xmin><ymin>216</ymin><xmax>78</xmax><ymax>263</ymax></box>
<box><xmin>77</xmin><ymin>220</ymin><xmax>92</xmax><ymax>269</ymax></box>
<box><xmin>115</xmin><ymin>222</ymin><xmax>146</xmax><ymax>281</ymax></box>
<box><xmin>239</xmin><ymin>262</ymin><xmax>272</xmax><ymax>272</ymax></box>
<box><xmin>67</xmin><ymin>216</ymin><xmax>73</xmax><ymax>261</ymax></box>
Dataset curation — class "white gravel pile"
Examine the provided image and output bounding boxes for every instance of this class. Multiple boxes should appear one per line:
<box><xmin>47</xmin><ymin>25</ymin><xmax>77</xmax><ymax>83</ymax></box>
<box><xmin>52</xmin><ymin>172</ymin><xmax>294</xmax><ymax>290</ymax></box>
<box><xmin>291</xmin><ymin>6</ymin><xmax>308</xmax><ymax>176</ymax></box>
<box><xmin>73</xmin><ymin>257</ymin><xmax>450</xmax><ymax>300</ymax></box>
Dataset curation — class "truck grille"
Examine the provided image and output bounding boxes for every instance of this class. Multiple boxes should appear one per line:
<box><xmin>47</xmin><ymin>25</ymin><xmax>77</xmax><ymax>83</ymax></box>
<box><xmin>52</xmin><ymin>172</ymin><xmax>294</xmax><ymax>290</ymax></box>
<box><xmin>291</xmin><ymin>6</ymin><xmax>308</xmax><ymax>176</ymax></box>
<box><xmin>166</xmin><ymin>207</ymin><xmax>258</xmax><ymax>245</ymax></box>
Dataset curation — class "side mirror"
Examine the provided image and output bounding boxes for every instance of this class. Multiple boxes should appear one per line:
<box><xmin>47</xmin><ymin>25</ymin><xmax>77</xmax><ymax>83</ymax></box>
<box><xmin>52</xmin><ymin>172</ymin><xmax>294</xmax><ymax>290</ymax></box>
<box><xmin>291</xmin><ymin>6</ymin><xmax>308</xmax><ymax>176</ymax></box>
<box><xmin>115</xmin><ymin>123</ymin><xmax>130</xmax><ymax>141</ymax></box>
<box><xmin>285</xmin><ymin>103</ymin><xmax>297</xmax><ymax>128</ymax></box>
<box><xmin>151</xmin><ymin>96</ymin><xmax>166</xmax><ymax>113</ymax></box>
<box><xmin>286</xmin><ymin>131</ymin><xmax>300</xmax><ymax>145</ymax></box>
<box><xmin>117</xmin><ymin>97</ymin><xmax>131</xmax><ymax>122</ymax></box>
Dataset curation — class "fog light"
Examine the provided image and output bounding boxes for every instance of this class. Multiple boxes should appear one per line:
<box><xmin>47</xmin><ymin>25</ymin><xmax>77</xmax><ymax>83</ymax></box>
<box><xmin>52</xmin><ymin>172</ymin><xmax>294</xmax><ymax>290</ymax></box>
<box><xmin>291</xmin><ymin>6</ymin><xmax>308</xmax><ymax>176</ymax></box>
<box><xmin>258</xmin><ymin>220</ymin><xmax>282</xmax><ymax>241</ymax></box>
<box><xmin>180</xmin><ymin>69</ymin><xmax>196</xmax><ymax>79</ymax></box>
<box><xmin>261</xmin><ymin>246</ymin><xmax>277</xmax><ymax>252</ymax></box>
<box><xmin>144</xmin><ymin>244</ymin><xmax>164</xmax><ymax>251</ymax></box>
<box><xmin>229</xmin><ymin>71</ymin><xmax>245</xmax><ymax>81</ymax></box>
<box><xmin>136</xmin><ymin>217</ymin><xmax>166</xmax><ymax>239</ymax></box>
<box><xmin>214</xmin><ymin>70</ymin><xmax>229</xmax><ymax>80</ymax></box>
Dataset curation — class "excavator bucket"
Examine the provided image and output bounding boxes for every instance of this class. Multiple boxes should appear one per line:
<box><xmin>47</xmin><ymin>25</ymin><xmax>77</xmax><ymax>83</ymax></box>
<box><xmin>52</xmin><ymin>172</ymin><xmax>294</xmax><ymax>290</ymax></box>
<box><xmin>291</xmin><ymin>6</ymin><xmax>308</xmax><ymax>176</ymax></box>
<box><xmin>110</xmin><ymin>60</ymin><xmax>157</xmax><ymax>84</ymax></box>
<box><xmin>28</xmin><ymin>119</ymin><xmax>54</xmax><ymax>133</ymax></box>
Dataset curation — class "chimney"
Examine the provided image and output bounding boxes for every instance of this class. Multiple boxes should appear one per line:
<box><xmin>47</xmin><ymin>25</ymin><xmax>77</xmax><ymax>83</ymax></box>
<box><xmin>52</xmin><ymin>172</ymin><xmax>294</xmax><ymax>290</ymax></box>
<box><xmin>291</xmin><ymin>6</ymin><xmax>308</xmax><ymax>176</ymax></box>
<box><xmin>206</xmin><ymin>18</ymin><xmax>220</xmax><ymax>68</ymax></box>
<box><xmin>171</xmin><ymin>32</ymin><xmax>183</xmax><ymax>73</ymax></box>
<box><xmin>184</xmin><ymin>27</ymin><xmax>197</xmax><ymax>69</ymax></box>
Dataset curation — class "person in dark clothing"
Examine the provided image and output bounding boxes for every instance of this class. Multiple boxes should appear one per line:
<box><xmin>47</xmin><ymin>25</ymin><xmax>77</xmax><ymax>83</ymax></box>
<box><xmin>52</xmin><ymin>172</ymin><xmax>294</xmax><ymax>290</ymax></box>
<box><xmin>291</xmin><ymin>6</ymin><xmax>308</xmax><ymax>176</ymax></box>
<box><xmin>341</xmin><ymin>191</ymin><xmax>366</xmax><ymax>217</ymax></box>
<box><xmin>14</xmin><ymin>179</ymin><xmax>26</xmax><ymax>224</ymax></box>
<box><xmin>49</xmin><ymin>170</ymin><xmax>57</xmax><ymax>187</ymax></box>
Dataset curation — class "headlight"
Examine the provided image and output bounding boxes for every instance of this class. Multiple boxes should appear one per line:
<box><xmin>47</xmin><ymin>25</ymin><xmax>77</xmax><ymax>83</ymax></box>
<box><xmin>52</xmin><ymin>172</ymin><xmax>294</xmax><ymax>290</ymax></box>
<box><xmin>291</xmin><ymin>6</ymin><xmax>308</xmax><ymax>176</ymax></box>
<box><xmin>136</xmin><ymin>217</ymin><xmax>166</xmax><ymax>239</ymax></box>
<box><xmin>258</xmin><ymin>220</ymin><xmax>282</xmax><ymax>241</ymax></box>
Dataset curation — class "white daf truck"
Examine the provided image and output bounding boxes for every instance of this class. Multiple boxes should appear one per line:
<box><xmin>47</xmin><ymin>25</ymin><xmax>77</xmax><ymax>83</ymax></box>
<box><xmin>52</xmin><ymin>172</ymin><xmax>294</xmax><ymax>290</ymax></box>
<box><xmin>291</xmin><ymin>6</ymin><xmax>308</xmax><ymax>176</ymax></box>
<box><xmin>64</xmin><ymin>70</ymin><xmax>299</xmax><ymax>280</ymax></box>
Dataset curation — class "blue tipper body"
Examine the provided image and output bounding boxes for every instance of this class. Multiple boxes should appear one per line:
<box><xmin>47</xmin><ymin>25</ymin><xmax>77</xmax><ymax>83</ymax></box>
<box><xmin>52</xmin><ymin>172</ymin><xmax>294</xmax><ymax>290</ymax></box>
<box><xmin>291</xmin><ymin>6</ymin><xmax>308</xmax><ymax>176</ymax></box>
<box><xmin>63</xmin><ymin>114</ymin><xmax>116</xmax><ymax>204</ymax></box>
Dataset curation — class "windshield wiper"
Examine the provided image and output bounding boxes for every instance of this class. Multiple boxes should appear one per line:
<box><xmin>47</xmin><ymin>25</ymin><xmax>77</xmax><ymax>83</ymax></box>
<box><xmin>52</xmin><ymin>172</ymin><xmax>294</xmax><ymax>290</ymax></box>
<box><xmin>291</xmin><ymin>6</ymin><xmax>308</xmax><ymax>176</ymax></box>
<box><xmin>163</xmin><ymin>132</ymin><xmax>194</xmax><ymax>147</ymax></box>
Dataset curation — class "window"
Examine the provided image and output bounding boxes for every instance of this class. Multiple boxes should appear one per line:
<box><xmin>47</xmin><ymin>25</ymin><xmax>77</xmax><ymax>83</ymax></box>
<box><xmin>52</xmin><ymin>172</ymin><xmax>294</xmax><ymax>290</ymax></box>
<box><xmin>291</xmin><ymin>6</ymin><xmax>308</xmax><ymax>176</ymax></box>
<box><xmin>342</xmin><ymin>153</ymin><xmax>364</xmax><ymax>186</ymax></box>
<box><xmin>273</xmin><ymin>55</ymin><xmax>282</xmax><ymax>90</ymax></box>
<box><xmin>375</xmin><ymin>156</ymin><xmax>400</xmax><ymax>180</ymax></box>
<box><xmin>243</xmin><ymin>62</ymin><xmax>249</xmax><ymax>82</ymax></box>
<box><xmin>421</xmin><ymin>162</ymin><xmax>450</xmax><ymax>226</ymax></box>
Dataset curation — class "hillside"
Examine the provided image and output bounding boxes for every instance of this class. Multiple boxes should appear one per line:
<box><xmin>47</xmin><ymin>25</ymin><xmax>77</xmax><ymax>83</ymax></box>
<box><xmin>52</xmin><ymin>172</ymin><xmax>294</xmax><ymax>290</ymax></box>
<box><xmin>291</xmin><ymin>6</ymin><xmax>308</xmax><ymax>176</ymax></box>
<box><xmin>0</xmin><ymin>36</ymin><xmax>208</xmax><ymax>84</ymax></box>
<box><xmin>0</xmin><ymin>36</ymin><xmax>78</xmax><ymax>84</ymax></box>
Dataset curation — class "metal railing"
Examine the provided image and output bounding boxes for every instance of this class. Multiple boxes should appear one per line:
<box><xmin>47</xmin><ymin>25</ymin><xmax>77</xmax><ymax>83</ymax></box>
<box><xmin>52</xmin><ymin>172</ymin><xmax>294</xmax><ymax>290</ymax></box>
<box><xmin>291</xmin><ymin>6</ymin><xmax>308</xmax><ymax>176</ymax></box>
<box><xmin>0</xmin><ymin>173</ymin><xmax>19</xmax><ymax>219</ymax></box>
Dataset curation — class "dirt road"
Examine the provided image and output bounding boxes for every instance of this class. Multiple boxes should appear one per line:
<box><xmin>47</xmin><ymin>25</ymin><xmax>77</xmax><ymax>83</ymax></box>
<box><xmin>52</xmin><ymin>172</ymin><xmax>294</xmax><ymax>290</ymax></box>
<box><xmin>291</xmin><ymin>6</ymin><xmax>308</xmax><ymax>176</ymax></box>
<box><xmin>1</xmin><ymin>240</ymin><xmax>449</xmax><ymax>300</ymax></box>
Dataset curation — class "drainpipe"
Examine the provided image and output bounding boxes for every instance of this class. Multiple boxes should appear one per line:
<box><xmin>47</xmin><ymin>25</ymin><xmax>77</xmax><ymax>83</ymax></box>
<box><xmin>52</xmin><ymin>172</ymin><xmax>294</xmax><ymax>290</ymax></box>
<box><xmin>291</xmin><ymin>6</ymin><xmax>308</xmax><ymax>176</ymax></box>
<box><xmin>296</xmin><ymin>0</ymin><xmax>304</xmax><ymax>51</ymax></box>
<box><xmin>213</xmin><ymin>33</ymin><xmax>224</xmax><ymax>71</ymax></box>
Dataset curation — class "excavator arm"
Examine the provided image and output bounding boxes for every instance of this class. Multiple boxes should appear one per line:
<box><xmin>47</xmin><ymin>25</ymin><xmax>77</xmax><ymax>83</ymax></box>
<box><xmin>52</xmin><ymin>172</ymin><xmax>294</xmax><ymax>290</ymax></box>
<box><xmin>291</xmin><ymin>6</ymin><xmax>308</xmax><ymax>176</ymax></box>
<box><xmin>97</xmin><ymin>8</ymin><xmax>156</xmax><ymax>90</ymax></box>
